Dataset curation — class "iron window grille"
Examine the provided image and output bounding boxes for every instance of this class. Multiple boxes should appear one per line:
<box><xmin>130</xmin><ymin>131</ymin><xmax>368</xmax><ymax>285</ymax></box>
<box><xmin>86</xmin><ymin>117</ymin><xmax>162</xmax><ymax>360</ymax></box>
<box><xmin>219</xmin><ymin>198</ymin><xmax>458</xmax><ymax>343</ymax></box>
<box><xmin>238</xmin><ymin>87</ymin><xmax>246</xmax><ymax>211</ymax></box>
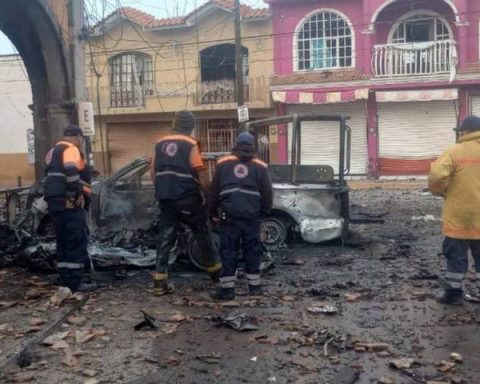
<box><xmin>297</xmin><ymin>11</ymin><xmax>353</xmax><ymax>71</ymax></box>
<box><xmin>110</xmin><ymin>52</ymin><xmax>154</xmax><ymax>108</ymax></box>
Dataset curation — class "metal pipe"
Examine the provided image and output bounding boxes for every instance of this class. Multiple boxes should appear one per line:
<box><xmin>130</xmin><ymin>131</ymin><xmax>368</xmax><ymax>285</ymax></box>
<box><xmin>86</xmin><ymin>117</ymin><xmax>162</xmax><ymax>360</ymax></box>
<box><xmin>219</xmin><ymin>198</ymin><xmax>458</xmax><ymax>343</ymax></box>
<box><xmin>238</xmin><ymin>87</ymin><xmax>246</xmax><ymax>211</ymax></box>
<box><xmin>339</xmin><ymin>117</ymin><xmax>346</xmax><ymax>186</ymax></box>
<box><xmin>297</xmin><ymin>117</ymin><xmax>301</xmax><ymax>165</ymax></box>
<box><xmin>291</xmin><ymin>114</ymin><xmax>299</xmax><ymax>184</ymax></box>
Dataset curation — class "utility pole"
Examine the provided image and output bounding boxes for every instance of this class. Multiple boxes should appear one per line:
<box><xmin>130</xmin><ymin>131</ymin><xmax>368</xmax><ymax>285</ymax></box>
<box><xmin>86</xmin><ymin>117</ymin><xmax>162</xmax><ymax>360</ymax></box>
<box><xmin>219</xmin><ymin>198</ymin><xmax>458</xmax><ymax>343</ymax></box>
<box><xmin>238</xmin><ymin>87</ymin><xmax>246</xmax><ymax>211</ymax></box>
<box><xmin>234</xmin><ymin>0</ymin><xmax>247</xmax><ymax>131</ymax></box>
<box><xmin>69</xmin><ymin>0</ymin><xmax>95</xmax><ymax>169</ymax></box>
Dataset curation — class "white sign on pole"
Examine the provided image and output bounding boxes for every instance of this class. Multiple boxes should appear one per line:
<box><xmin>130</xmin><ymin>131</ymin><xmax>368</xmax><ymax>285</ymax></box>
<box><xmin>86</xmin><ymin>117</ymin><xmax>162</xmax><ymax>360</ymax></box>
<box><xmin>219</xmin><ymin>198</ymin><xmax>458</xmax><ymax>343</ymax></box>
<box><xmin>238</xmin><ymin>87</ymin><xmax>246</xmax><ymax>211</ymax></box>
<box><xmin>77</xmin><ymin>102</ymin><xmax>95</xmax><ymax>136</ymax></box>
<box><xmin>26</xmin><ymin>128</ymin><xmax>35</xmax><ymax>165</ymax></box>
<box><xmin>237</xmin><ymin>106</ymin><xmax>249</xmax><ymax>123</ymax></box>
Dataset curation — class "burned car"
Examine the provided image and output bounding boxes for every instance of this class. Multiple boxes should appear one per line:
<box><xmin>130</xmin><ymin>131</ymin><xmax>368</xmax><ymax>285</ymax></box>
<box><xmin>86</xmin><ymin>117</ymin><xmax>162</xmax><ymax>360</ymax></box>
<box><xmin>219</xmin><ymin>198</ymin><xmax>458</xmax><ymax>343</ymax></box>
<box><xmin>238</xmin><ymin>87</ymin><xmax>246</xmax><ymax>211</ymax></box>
<box><xmin>91</xmin><ymin>114</ymin><xmax>377</xmax><ymax>249</ymax></box>
<box><xmin>7</xmin><ymin>114</ymin><xmax>381</xmax><ymax>270</ymax></box>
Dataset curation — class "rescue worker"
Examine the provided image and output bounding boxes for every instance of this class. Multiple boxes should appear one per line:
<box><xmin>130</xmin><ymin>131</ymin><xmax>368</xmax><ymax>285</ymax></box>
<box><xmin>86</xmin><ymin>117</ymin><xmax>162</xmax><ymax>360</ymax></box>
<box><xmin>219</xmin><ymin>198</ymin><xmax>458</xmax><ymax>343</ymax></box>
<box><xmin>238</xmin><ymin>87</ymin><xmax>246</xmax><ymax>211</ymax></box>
<box><xmin>429</xmin><ymin>115</ymin><xmax>480</xmax><ymax>305</ymax></box>
<box><xmin>152</xmin><ymin>110</ymin><xmax>222</xmax><ymax>295</ymax></box>
<box><xmin>44</xmin><ymin>125</ymin><xmax>95</xmax><ymax>292</ymax></box>
<box><xmin>210</xmin><ymin>132</ymin><xmax>273</xmax><ymax>301</ymax></box>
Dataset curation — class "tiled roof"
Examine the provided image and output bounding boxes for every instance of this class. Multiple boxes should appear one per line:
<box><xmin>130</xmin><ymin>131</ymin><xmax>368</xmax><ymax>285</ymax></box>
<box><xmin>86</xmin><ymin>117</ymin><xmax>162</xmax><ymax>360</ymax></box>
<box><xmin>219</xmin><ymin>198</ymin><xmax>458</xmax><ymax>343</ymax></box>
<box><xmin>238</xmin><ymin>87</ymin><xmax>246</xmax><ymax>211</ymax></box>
<box><xmin>270</xmin><ymin>69</ymin><xmax>369</xmax><ymax>86</ymax></box>
<box><xmin>117</xmin><ymin>7</ymin><xmax>157</xmax><ymax>26</ymax></box>
<box><xmin>103</xmin><ymin>1</ymin><xmax>270</xmax><ymax>32</ymax></box>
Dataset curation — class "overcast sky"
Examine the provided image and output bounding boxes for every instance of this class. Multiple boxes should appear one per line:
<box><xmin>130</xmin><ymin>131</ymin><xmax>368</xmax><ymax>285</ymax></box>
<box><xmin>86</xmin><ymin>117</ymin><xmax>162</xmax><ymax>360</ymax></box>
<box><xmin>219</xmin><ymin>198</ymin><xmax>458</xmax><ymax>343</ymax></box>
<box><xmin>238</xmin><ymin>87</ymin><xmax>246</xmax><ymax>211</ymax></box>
<box><xmin>0</xmin><ymin>0</ymin><xmax>266</xmax><ymax>55</ymax></box>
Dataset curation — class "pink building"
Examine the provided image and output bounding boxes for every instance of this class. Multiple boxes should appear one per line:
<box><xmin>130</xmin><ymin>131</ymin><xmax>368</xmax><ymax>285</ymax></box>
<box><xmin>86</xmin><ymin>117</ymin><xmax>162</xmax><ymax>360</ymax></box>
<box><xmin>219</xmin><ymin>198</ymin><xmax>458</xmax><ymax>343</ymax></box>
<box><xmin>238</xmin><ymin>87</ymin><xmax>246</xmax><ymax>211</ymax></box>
<box><xmin>265</xmin><ymin>0</ymin><xmax>480</xmax><ymax>177</ymax></box>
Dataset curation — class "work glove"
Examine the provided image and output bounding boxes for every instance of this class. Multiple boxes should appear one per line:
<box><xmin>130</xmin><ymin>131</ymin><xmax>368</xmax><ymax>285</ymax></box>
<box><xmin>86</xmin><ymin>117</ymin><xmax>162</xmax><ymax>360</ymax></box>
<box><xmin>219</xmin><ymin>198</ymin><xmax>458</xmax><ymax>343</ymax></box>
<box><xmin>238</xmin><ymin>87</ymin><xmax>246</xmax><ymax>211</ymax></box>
<box><xmin>75</xmin><ymin>195</ymin><xmax>85</xmax><ymax>209</ymax></box>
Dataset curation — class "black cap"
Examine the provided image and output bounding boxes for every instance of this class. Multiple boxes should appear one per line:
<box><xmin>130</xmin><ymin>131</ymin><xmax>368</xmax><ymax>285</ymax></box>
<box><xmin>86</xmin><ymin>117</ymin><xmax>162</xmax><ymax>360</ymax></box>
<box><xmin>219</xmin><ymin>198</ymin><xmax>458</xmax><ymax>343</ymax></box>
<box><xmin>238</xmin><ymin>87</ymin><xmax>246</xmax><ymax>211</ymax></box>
<box><xmin>236</xmin><ymin>132</ymin><xmax>255</xmax><ymax>146</ymax></box>
<box><xmin>173</xmin><ymin>111</ymin><xmax>196</xmax><ymax>134</ymax></box>
<box><xmin>64</xmin><ymin>124</ymin><xmax>84</xmax><ymax>137</ymax></box>
<box><xmin>453</xmin><ymin>115</ymin><xmax>480</xmax><ymax>132</ymax></box>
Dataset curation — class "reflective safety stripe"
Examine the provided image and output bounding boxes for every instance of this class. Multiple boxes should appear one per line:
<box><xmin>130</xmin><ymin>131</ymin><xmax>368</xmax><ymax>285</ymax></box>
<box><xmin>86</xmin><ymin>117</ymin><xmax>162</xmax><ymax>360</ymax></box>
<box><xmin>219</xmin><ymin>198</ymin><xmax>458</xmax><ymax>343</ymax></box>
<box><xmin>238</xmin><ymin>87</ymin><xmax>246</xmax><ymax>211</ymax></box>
<box><xmin>66</xmin><ymin>175</ymin><xmax>80</xmax><ymax>182</ymax></box>
<box><xmin>220</xmin><ymin>276</ymin><xmax>237</xmax><ymax>283</ymax></box>
<box><xmin>445</xmin><ymin>280</ymin><xmax>463</xmax><ymax>289</ymax></box>
<box><xmin>445</xmin><ymin>271</ymin><xmax>464</xmax><ymax>289</ymax></box>
<box><xmin>220</xmin><ymin>276</ymin><xmax>236</xmax><ymax>288</ymax></box>
<box><xmin>57</xmin><ymin>262</ymin><xmax>84</xmax><ymax>269</ymax></box>
<box><xmin>207</xmin><ymin>263</ymin><xmax>222</xmax><ymax>274</ymax></box>
<box><xmin>64</xmin><ymin>161</ymin><xmax>78</xmax><ymax>169</ymax></box>
<box><xmin>246</xmin><ymin>273</ymin><xmax>261</xmax><ymax>286</ymax></box>
<box><xmin>220</xmin><ymin>188</ymin><xmax>261</xmax><ymax>197</ymax></box>
<box><xmin>445</xmin><ymin>272</ymin><xmax>465</xmax><ymax>281</ymax></box>
<box><xmin>156</xmin><ymin>171</ymin><xmax>196</xmax><ymax>180</ymax></box>
<box><xmin>153</xmin><ymin>272</ymin><xmax>168</xmax><ymax>281</ymax></box>
<box><xmin>47</xmin><ymin>172</ymin><xmax>66</xmax><ymax>178</ymax></box>
<box><xmin>220</xmin><ymin>281</ymin><xmax>236</xmax><ymax>288</ymax></box>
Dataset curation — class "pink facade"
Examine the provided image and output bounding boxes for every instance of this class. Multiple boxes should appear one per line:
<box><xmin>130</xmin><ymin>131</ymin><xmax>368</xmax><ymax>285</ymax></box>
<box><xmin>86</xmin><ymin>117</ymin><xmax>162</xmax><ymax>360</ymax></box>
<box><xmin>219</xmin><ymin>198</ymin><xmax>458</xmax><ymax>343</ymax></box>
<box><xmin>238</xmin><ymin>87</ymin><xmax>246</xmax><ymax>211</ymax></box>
<box><xmin>266</xmin><ymin>0</ymin><xmax>480</xmax><ymax>177</ymax></box>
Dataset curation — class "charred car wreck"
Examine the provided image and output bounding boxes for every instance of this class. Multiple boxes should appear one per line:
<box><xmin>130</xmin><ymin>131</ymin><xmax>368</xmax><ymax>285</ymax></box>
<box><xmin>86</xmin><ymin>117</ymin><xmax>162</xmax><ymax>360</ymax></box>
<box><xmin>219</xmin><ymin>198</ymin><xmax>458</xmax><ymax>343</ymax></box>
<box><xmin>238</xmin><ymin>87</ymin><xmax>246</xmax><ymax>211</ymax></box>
<box><xmin>5</xmin><ymin>114</ymin><xmax>381</xmax><ymax>270</ymax></box>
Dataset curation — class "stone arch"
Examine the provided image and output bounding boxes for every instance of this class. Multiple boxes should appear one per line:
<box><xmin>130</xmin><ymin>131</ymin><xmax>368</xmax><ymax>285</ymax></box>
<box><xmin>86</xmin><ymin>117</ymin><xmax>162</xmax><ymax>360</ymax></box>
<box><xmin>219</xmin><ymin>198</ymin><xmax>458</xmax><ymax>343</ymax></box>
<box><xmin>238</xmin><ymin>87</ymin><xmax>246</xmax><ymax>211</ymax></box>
<box><xmin>0</xmin><ymin>0</ymin><xmax>75</xmax><ymax>179</ymax></box>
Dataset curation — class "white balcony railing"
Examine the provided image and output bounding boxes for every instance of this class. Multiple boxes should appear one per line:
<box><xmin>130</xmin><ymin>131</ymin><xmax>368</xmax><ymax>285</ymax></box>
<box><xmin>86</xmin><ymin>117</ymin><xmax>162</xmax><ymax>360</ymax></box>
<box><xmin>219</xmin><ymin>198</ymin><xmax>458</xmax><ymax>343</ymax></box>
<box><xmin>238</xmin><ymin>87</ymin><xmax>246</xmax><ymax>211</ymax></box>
<box><xmin>372</xmin><ymin>40</ymin><xmax>457</xmax><ymax>78</ymax></box>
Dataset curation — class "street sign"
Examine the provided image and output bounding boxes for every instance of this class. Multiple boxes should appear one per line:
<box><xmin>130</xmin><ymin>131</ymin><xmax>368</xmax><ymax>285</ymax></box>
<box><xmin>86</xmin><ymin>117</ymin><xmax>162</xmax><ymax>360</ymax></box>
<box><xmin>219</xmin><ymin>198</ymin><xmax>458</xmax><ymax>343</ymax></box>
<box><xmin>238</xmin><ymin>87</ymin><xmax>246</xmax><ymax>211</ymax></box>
<box><xmin>77</xmin><ymin>102</ymin><xmax>95</xmax><ymax>136</ymax></box>
<box><xmin>237</xmin><ymin>105</ymin><xmax>249</xmax><ymax>123</ymax></box>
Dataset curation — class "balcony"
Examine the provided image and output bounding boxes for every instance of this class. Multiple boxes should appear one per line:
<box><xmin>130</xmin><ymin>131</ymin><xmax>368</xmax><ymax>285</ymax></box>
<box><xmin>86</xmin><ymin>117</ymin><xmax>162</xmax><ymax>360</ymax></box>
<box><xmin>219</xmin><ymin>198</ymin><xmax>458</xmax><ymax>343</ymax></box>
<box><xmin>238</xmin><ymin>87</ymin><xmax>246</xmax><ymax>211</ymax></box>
<box><xmin>110</xmin><ymin>86</ymin><xmax>154</xmax><ymax>108</ymax></box>
<box><xmin>372</xmin><ymin>40</ymin><xmax>457</xmax><ymax>78</ymax></box>
<box><xmin>86</xmin><ymin>76</ymin><xmax>270</xmax><ymax>115</ymax></box>
<box><xmin>196</xmin><ymin>79</ymin><xmax>249</xmax><ymax>105</ymax></box>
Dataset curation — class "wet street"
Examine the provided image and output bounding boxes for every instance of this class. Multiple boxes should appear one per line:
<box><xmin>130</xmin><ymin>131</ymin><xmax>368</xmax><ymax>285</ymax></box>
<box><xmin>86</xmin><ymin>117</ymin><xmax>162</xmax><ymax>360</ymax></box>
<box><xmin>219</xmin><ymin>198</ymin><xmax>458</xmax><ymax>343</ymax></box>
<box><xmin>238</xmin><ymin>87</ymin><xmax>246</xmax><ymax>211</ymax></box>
<box><xmin>1</xmin><ymin>188</ymin><xmax>479</xmax><ymax>384</ymax></box>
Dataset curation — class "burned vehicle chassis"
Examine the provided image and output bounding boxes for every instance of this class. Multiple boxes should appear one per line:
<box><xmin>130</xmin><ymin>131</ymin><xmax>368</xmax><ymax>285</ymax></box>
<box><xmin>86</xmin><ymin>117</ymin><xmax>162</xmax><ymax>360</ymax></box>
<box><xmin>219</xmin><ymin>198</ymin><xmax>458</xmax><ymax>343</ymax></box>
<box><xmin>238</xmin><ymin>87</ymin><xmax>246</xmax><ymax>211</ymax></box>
<box><xmin>246</xmin><ymin>114</ymin><xmax>353</xmax><ymax>245</ymax></box>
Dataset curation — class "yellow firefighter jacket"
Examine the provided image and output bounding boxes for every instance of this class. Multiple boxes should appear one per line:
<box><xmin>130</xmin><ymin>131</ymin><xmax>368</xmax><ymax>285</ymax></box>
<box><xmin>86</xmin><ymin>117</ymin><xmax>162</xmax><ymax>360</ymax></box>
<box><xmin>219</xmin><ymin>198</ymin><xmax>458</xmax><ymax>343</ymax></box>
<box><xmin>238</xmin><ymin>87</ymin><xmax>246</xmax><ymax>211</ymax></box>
<box><xmin>428</xmin><ymin>131</ymin><xmax>480</xmax><ymax>239</ymax></box>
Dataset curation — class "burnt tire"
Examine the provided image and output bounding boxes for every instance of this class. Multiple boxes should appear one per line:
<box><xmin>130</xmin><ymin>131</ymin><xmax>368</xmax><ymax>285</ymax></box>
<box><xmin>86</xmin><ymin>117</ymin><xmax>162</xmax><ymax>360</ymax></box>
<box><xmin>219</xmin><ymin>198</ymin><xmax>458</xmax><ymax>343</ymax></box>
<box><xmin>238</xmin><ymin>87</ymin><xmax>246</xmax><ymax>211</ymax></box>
<box><xmin>261</xmin><ymin>217</ymin><xmax>287</xmax><ymax>248</ymax></box>
<box><xmin>188</xmin><ymin>231</ymin><xmax>221</xmax><ymax>271</ymax></box>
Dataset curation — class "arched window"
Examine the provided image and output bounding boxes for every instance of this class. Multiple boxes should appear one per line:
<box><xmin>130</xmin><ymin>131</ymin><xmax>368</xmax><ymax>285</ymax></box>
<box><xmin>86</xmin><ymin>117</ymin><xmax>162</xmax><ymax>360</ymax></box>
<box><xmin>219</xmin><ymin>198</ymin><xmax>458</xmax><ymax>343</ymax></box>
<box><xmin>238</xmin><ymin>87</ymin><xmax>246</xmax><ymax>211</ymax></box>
<box><xmin>296</xmin><ymin>10</ymin><xmax>353</xmax><ymax>71</ymax></box>
<box><xmin>390</xmin><ymin>12</ymin><xmax>452</xmax><ymax>44</ymax></box>
<box><xmin>110</xmin><ymin>52</ymin><xmax>153</xmax><ymax>107</ymax></box>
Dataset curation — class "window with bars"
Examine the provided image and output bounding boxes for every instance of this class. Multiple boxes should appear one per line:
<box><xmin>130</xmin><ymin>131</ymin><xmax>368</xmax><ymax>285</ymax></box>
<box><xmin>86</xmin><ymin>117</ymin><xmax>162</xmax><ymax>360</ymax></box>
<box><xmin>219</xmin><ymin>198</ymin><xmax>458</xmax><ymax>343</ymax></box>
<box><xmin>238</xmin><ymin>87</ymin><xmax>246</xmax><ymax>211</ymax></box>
<box><xmin>110</xmin><ymin>52</ymin><xmax>154</xmax><ymax>107</ymax></box>
<box><xmin>391</xmin><ymin>14</ymin><xmax>451</xmax><ymax>44</ymax></box>
<box><xmin>297</xmin><ymin>11</ymin><xmax>353</xmax><ymax>71</ymax></box>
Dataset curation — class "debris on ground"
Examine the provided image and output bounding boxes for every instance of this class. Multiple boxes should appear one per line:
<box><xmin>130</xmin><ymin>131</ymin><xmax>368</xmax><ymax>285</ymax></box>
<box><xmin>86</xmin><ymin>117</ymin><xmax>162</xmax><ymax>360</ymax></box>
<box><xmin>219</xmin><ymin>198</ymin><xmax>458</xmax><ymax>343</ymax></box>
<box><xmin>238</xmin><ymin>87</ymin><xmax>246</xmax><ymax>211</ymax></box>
<box><xmin>196</xmin><ymin>352</ymin><xmax>222</xmax><ymax>364</ymax></box>
<box><xmin>389</xmin><ymin>357</ymin><xmax>418</xmax><ymax>369</ymax></box>
<box><xmin>307</xmin><ymin>304</ymin><xmax>338</xmax><ymax>315</ymax></box>
<box><xmin>49</xmin><ymin>287</ymin><xmax>72</xmax><ymax>307</ymax></box>
<box><xmin>212</xmin><ymin>311</ymin><xmax>259</xmax><ymax>331</ymax></box>
<box><xmin>411</xmin><ymin>215</ymin><xmax>439</xmax><ymax>222</ymax></box>
<box><xmin>333</xmin><ymin>366</ymin><xmax>360</xmax><ymax>384</ymax></box>
<box><xmin>450</xmin><ymin>352</ymin><xmax>463</xmax><ymax>363</ymax></box>
<box><xmin>1</xmin><ymin>189</ymin><xmax>480</xmax><ymax>383</ymax></box>
<box><xmin>134</xmin><ymin>310</ymin><xmax>158</xmax><ymax>331</ymax></box>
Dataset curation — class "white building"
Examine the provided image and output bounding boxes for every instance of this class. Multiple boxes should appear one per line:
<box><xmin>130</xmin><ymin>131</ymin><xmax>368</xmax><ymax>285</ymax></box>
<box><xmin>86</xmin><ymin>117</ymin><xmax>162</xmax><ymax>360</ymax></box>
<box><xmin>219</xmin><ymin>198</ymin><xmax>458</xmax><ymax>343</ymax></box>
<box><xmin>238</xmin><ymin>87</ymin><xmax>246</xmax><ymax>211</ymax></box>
<box><xmin>0</xmin><ymin>54</ymin><xmax>34</xmax><ymax>186</ymax></box>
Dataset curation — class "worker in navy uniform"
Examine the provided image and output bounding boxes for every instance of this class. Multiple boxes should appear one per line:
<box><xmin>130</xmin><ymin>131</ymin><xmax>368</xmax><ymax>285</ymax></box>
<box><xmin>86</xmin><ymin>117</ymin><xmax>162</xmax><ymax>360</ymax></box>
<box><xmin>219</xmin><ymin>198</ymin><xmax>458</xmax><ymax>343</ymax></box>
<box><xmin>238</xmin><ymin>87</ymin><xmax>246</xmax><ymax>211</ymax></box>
<box><xmin>152</xmin><ymin>110</ymin><xmax>222</xmax><ymax>295</ymax></box>
<box><xmin>44</xmin><ymin>125</ymin><xmax>95</xmax><ymax>292</ymax></box>
<box><xmin>210</xmin><ymin>132</ymin><xmax>273</xmax><ymax>300</ymax></box>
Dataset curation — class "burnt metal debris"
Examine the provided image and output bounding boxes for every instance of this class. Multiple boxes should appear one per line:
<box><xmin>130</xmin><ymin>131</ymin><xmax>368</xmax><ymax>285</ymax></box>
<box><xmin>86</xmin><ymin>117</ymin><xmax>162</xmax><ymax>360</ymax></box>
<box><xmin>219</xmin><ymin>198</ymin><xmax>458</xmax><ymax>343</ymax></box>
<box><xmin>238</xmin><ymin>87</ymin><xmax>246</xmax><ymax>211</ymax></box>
<box><xmin>211</xmin><ymin>311</ymin><xmax>260</xmax><ymax>331</ymax></box>
<box><xmin>134</xmin><ymin>310</ymin><xmax>158</xmax><ymax>331</ymax></box>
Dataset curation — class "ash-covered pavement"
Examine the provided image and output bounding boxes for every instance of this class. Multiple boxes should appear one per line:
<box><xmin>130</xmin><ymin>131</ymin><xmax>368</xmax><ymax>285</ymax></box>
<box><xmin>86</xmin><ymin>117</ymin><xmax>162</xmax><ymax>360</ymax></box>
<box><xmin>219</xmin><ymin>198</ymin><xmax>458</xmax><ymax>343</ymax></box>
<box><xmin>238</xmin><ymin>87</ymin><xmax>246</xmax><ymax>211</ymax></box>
<box><xmin>1</xmin><ymin>189</ymin><xmax>480</xmax><ymax>384</ymax></box>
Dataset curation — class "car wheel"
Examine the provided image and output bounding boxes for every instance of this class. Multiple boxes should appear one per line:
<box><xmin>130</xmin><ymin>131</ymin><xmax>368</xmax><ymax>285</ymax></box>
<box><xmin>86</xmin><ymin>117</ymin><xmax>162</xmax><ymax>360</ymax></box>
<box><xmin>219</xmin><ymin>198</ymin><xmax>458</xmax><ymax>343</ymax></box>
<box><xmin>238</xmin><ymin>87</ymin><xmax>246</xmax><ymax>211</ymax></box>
<box><xmin>261</xmin><ymin>217</ymin><xmax>287</xmax><ymax>248</ymax></box>
<box><xmin>188</xmin><ymin>231</ymin><xmax>221</xmax><ymax>271</ymax></box>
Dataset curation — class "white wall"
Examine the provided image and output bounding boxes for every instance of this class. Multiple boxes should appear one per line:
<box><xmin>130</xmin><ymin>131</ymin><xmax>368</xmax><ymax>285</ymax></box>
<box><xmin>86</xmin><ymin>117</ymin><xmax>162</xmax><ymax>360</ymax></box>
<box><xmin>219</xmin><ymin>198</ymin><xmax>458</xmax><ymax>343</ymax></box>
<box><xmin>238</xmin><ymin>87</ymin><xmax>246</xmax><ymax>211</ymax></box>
<box><xmin>0</xmin><ymin>54</ymin><xmax>33</xmax><ymax>154</ymax></box>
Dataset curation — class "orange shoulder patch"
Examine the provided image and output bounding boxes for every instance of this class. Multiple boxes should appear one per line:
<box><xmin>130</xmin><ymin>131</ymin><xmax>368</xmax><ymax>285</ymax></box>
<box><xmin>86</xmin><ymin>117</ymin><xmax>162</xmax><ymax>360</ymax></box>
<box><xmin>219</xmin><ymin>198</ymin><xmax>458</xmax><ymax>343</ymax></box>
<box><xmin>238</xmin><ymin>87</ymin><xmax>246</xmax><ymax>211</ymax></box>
<box><xmin>216</xmin><ymin>155</ymin><xmax>238</xmax><ymax>165</ymax></box>
<box><xmin>252</xmin><ymin>158</ymin><xmax>268</xmax><ymax>168</ymax></box>
<box><xmin>159</xmin><ymin>134</ymin><xmax>197</xmax><ymax>146</ymax></box>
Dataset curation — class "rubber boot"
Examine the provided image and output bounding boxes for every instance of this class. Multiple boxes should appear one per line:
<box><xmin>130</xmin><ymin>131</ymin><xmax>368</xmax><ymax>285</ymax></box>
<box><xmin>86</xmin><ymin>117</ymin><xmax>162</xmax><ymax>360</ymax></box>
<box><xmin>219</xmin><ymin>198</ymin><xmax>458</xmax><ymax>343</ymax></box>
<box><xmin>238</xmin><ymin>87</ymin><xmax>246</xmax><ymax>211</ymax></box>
<box><xmin>211</xmin><ymin>287</ymin><xmax>235</xmax><ymax>301</ymax></box>
<box><xmin>436</xmin><ymin>289</ymin><xmax>463</xmax><ymax>305</ymax></box>
<box><xmin>153</xmin><ymin>273</ymin><xmax>174</xmax><ymax>296</ymax></box>
<box><xmin>249</xmin><ymin>285</ymin><xmax>263</xmax><ymax>297</ymax></box>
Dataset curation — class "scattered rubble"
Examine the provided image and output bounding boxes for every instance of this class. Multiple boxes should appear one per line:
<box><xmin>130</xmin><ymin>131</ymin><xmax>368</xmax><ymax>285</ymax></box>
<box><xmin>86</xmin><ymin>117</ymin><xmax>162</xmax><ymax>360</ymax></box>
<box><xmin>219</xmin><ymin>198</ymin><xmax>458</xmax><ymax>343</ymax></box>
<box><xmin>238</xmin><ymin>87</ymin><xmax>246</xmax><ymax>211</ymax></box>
<box><xmin>389</xmin><ymin>357</ymin><xmax>417</xmax><ymax>369</ymax></box>
<box><xmin>1</xmin><ymin>190</ymin><xmax>479</xmax><ymax>383</ymax></box>
<box><xmin>212</xmin><ymin>311</ymin><xmax>259</xmax><ymax>331</ymax></box>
